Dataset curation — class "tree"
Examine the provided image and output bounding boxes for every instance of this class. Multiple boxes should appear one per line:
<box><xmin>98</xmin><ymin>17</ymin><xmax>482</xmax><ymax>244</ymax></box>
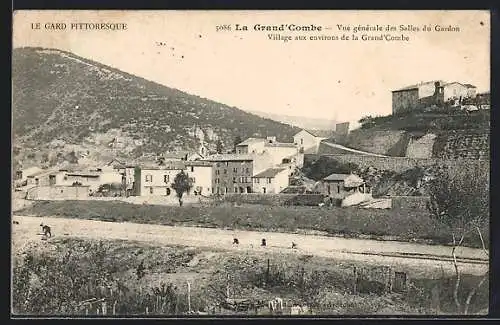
<box><xmin>427</xmin><ymin>163</ymin><xmax>489</xmax><ymax>314</ymax></box>
<box><xmin>302</xmin><ymin>156</ymin><xmax>358</xmax><ymax>181</ymax></box>
<box><xmin>233</xmin><ymin>136</ymin><xmax>242</xmax><ymax>153</ymax></box>
<box><xmin>216</xmin><ymin>140</ymin><xmax>224</xmax><ymax>154</ymax></box>
<box><xmin>171</xmin><ymin>170</ymin><xmax>193</xmax><ymax>206</ymax></box>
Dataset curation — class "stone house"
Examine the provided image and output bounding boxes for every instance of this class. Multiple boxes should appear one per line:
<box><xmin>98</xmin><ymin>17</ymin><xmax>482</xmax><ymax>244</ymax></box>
<box><xmin>184</xmin><ymin>160</ymin><xmax>214</xmax><ymax>196</ymax></box>
<box><xmin>392</xmin><ymin>80</ymin><xmax>477</xmax><ymax>114</ymax></box>
<box><xmin>235</xmin><ymin>136</ymin><xmax>301</xmax><ymax>166</ymax></box>
<box><xmin>293</xmin><ymin>129</ymin><xmax>333</xmax><ymax>154</ymax></box>
<box><xmin>316</xmin><ymin>173</ymin><xmax>372</xmax><ymax>206</ymax></box>
<box><xmin>134</xmin><ymin>161</ymin><xmax>185</xmax><ymax>197</ymax></box>
<box><xmin>63</xmin><ymin>170</ymin><xmax>103</xmax><ymax>191</ymax></box>
<box><xmin>203</xmin><ymin>154</ymin><xmax>255</xmax><ymax>195</ymax></box>
<box><xmin>252</xmin><ymin>167</ymin><xmax>289</xmax><ymax>194</ymax></box>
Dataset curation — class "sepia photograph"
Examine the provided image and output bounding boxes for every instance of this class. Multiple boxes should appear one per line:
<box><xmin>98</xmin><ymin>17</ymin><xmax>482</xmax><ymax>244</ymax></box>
<box><xmin>11</xmin><ymin>10</ymin><xmax>490</xmax><ymax>317</ymax></box>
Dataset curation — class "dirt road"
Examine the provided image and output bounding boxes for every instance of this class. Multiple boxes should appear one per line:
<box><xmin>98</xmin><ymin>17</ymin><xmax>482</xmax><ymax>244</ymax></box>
<box><xmin>12</xmin><ymin>215</ymin><xmax>488</xmax><ymax>276</ymax></box>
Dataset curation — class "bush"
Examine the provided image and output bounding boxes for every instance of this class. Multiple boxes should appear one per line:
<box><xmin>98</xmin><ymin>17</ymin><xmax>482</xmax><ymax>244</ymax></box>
<box><xmin>12</xmin><ymin>240</ymin><xmax>197</xmax><ymax>315</ymax></box>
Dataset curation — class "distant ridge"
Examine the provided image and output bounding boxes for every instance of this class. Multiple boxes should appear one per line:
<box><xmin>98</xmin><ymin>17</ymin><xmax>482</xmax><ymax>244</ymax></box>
<box><xmin>247</xmin><ymin>110</ymin><xmax>339</xmax><ymax>131</ymax></box>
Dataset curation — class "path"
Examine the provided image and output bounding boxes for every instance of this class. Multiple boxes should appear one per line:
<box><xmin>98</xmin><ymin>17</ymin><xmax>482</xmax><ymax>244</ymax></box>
<box><xmin>12</xmin><ymin>215</ymin><xmax>488</xmax><ymax>276</ymax></box>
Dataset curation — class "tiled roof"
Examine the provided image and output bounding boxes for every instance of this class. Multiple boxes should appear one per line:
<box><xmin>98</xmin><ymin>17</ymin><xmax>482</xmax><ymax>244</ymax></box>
<box><xmin>26</xmin><ymin>169</ymin><xmax>56</xmax><ymax>178</ymax></box>
<box><xmin>265</xmin><ymin>142</ymin><xmax>297</xmax><ymax>148</ymax></box>
<box><xmin>185</xmin><ymin>161</ymin><xmax>214</xmax><ymax>167</ymax></box>
<box><xmin>140</xmin><ymin>161</ymin><xmax>186</xmax><ymax>170</ymax></box>
<box><xmin>236</xmin><ymin>138</ymin><xmax>266</xmax><ymax>146</ymax></box>
<box><xmin>323</xmin><ymin>173</ymin><xmax>351</xmax><ymax>181</ymax></box>
<box><xmin>66</xmin><ymin>171</ymin><xmax>101</xmax><ymax>177</ymax></box>
<box><xmin>203</xmin><ymin>154</ymin><xmax>254</xmax><ymax>162</ymax></box>
<box><xmin>392</xmin><ymin>80</ymin><xmax>445</xmax><ymax>92</ymax></box>
<box><xmin>304</xmin><ymin>129</ymin><xmax>334</xmax><ymax>138</ymax></box>
<box><xmin>323</xmin><ymin>173</ymin><xmax>364</xmax><ymax>187</ymax></box>
<box><xmin>253</xmin><ymin>167</ymin><xmax>287</xmax><ymax>178</ymax></box>
<box><xmin>21</xmin><ymin>167</ymin><xmax>43</xmax><ymax>177</ymax></box>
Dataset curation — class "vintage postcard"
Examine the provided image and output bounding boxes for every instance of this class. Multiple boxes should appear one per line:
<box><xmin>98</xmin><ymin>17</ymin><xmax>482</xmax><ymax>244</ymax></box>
<box><xmin>11</xmin><ymin>10</ymin><xmax>490</xmax><ymax>317</ymax></box>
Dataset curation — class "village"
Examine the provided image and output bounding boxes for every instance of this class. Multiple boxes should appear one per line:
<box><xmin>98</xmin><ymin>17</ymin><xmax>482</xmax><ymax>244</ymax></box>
<box><xmin>15</xmin><ymin>126</ymin><xmax>368</xmax><ymax>206</ymax></box>
<box><xmin>13</xmin><ymin>79</ymin><xmax>490</xmax><ymax>211</ymax></box>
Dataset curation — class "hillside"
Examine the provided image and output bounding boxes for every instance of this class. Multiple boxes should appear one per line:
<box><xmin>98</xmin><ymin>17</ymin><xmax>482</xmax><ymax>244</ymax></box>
<box><xmin>335</xmin><ymin>109</ymin><xmax>490</xmax><ymax>158</ymax></box>
<box><xmin>12</xmin><ymin>47</ymin><xmax>300</xmax><ymax>165</ymax></box>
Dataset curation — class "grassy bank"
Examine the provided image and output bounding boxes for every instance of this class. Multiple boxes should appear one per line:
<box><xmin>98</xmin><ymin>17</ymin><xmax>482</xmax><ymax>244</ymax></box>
<box><xmin>12</xmin><ymin>238</ymin><xmax>488</xmax><ymax>315</ymax></box>
<box><xmin>16</xmin><ymin>200</ymin><xmax>488</xmax><ymax>249</ymax></box>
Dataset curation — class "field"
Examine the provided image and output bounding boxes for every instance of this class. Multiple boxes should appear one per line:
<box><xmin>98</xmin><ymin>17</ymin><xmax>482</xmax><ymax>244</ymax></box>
<box><xmin>17</xmin><ymin>200</ymin><xmax>489</xmax><ymax>249</ymax></box>
<box><xmin>11</xmin><ymin>236</ymin><xmax>488</xmax><ymax>316</ymax></box>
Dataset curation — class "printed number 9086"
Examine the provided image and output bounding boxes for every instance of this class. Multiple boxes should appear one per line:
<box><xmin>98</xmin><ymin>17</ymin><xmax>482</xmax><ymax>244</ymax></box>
<box><xmin>216</xmin><ymin>25</ymin><xmax>231</xmax><ymax>32</ymax></box>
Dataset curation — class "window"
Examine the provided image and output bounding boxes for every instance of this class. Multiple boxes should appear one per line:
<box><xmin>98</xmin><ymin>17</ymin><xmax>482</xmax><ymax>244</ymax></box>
<box><xmin>225</xmin><ymin>162</ymin><xmax>229</xmax><ymax>167</ymax></box>
<box><xmin>145</xmin><ymin>174</ymin><xmax>152</xmax><ymax>182</ymax></box>
<box><xmin>300</xmin><ymin>139</ymin><xmax>303</xmax><ymax>145</ymax></box>
<box><xmin>234</xmin><ymin>187</ymin><xmax>238</xmax><ymax>193</ymax></box>
<box><xmin>225</xmin><ymin>187</ymin><xmax>228</xmax><ymax>193</ymax></box>
<box><xmin>166</xmin><ymin>188</ymin><xmax>171</xmax><ymax>196</ymax></box>
<box><xmin>190</xmin><ymin>166</ymin><xmax>194</xmax><ymax>172</ymax></box>
<box><xmin>255</xmin><ymin>178</ymin><xmax>259</xmax><ymax>184</ymax></box>
<box><xmin>216</xmin><ymin>170</ymin><xmax>220</xmax><ymax>175</ymax></box>
<box><xmin>337</xmin><ymin>185</ymin><xmax>340</xmax><ymax>193</ymax></box>
<box><xmin>190</xmin><ymin>177</ymin><xmax>196</xmax><ymax>183</ymax></box>
<box><xmin>233</xmin><ymin>177</ymin><xmax>237</xmax><ymax>183</ymax></box>
<box><xmin>164</xmin><ymin>175</ymin><xmax>169</xmax><ymax>183</ymax></box>
<box><xmin>149</xmin><ymin>187</ymin><xmax>154</xmax><ymax>194</ymax></box>
<box><xmin>267</xmin><ymin>178</ymin><xmax>272</xmax><ymax>184</ymax></box>
<box><xmin>233</xmin><ymin>167</ymin><xmax>238</xmax><ymax>173</ymax></box>
<box><xmin>216</xmin><ymin>178</ymin><xmax>220</xmax><ymax>184</ymax></box>
<box><xmin>246</xmin><ymin>168</ymin><xmax>249</xmax><ymax>174</ymax></box>
<box><xmin>223</xmin><ymin>169</ymin><xmax>227</xmax><ymax>174</ymax></box>
<box><xmin>216</xmin><ymin>163</ymin><xmax>220</xmax><ymax>167</ymax></box>
<box><xmin>262</xmin><ymin>187</ymin><xmax>266</xmax><ymax>194</ymax></box>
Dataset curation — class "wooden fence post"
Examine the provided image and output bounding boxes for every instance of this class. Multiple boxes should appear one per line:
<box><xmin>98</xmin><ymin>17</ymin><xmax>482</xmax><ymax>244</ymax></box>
<box><xmin>113</xmin><ymin>301</ymin><xmax>117</xmax><ymax>315</ymax></box>
<box><xmin>102</xmin><ymin>301</ymin><xmax>107</xmax><ymax>315</ymax></box>
<box><xmin>146</xmin><ymin>306</ymin><xmax>149</xmax><ymax>315</ymax></box>
<box><xmin>266</xmin><ymin>259</ymin><xmax>270</xmax><ymax>286</ymax></box>
<box><xmin>187</xmin><ymin>281</ymin><xmax>192</xmax><ymax>313</ymax></box>
<box><xmin>353</xmin><ymin>266</ymin><xmax>357</xmax><ymax>294</ymax></box>
<box><xmin>388</xmin><ymin>267</ymin><xmax>393</xmax><ymax>293</ymax></box>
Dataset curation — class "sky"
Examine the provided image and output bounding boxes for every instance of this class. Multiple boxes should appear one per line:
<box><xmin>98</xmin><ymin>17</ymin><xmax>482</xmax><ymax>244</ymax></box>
<box><xmin>13</xmin><ymin>10</ymin><xmax>490</xmax><ymax>126</ymax></box>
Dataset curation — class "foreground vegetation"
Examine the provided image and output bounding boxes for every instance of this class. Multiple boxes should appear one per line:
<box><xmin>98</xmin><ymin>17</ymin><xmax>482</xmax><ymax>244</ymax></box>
<box><xmin>12</xmin><ymin>238</ymin><xmax>488</xmax><ymax>315</ymax></box>
<box><xmin>17</xmin><ymin>200</ymin><xmax>488</xmax><ymax>249</ymax></box>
